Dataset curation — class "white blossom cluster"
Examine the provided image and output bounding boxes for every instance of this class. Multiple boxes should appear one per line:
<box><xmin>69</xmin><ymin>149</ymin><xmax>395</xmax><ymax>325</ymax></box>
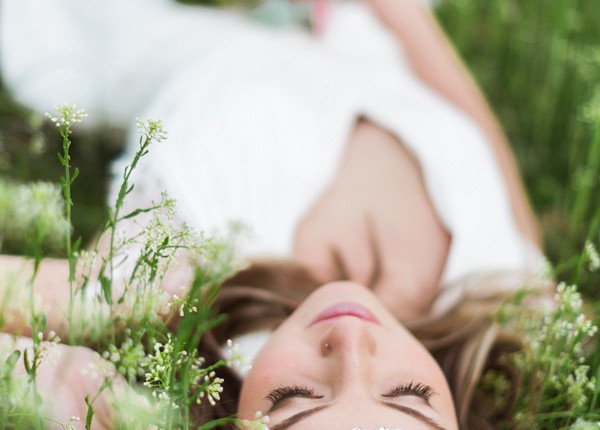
<box><xmin>584</xmin><ymin>240</ymin><xmax>600</xmax><ymax>272</ymax></box>
<box><xmin>504</xmin><ymin>281</ymin><xmax>599</xmax><ymax>426</ymax></box>
<box><xmin>171</xmin><ymin>288</ymin><xmax>199</xmax><ymax>318</ymax></box>
<box><xmin>554</xmin><ymin>283</ymin><xmax>598</xmax><ymax>339</ymax></box>
<box><xmin>197</xmin><ymin>371</ymin><xmax>224</xmax><ymax>406</ymax></box>
<box><xmin>136</xmin><ymin>118</ymin><xmax>168</xmax><ymax>143</ymax></box>
<box><xmin>226</xmin><ymin>339</ymin><xmax>252</xmax><ymax>372</ymax></box>
<box><xmin>569</xmin><ymin>418</ymin><xmax>600</xmax><ymax>429</ymax></box>
<box><xmin>102</xmin><ymin>337</ymin><xmax>147</xmax><ymax>383</ymax></box>
<box><xmin>142</xmin><ymin>334</ymin><xmax>227</xmax><ymax>410</ymax></box>
<box><xmin>45</xmin><ymin>103</ymin><xmax>87</xmax><ymax>130</ymax></box>
<box><xmin>143</xmin><ymin>335</ymin><xmax>175</xmax><ymax>395</ymax></box>
<box><xmin>241</xmin><ymin>411</ymin><xmax>270</xmax><ymax>430</ymax></box>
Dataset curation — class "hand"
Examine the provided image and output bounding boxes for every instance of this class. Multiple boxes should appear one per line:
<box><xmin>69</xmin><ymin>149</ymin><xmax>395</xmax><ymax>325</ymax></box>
<box><xmin>6</xmin><ymin>335</ymin><xmax>119</xmax><ymax>429</ymax></box>
<box><xmin>292</xmin><ymin>120</ymin><xmax>450</xmax><ymax>320</ymax></box>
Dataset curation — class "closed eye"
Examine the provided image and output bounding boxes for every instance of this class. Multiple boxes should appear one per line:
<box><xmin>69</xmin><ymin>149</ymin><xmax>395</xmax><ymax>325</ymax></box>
<box><xmin>382</xmin><ymin>382</ymin><xmax>436</xmax><ymax>403</ymax></box>
<box><xmin>266</xmin><ymin>385</ymin><xmax>324</xmax><ymax>411</ymax></box>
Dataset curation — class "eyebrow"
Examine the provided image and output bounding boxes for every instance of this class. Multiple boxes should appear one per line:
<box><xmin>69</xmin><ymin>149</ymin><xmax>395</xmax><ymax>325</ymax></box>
<box><xmin>269</xmin><ymin>405</ymin><xmax>331</xmax><ymax>430</ymax></box>
<box><xmin>381</xmin><ymin>401</ymin><xmax>448</xmax><ymax>430</ymax></box>
<box><xmin>268</xmin><ymin>401</ymin><xmax>448</xmax><ymax>430</ymax></box>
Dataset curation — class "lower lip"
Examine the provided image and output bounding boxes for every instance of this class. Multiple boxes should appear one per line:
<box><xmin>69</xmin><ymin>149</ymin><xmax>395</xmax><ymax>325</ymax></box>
<box><xmin>310</xmin><ymin>302</ymin><xmax>380</xmax><ymax>325</ymax></box>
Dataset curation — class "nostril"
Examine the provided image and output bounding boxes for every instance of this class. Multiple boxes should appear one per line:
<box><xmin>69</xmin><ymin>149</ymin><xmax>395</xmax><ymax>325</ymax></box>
<box><xmin>319</xmin><ymin>317</ymin><xmax>378</xmax><ymax>357</ymax></box>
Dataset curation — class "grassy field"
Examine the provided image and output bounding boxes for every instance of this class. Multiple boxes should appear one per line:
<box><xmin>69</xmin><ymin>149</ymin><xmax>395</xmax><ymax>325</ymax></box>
<box><xmin>436</xmin><ymin>0</ymin><xmax>600</xmax><ymax>298</ymax></box>
<box><xmin>0</xmin><ymin>0</ymin><xmax>599</xmax><ymax>428</ymax></box>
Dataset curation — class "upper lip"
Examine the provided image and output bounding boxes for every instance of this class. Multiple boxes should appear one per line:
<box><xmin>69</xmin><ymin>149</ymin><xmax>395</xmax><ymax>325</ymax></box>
<box><xmin>310</xmin><ymin>302</ymin><xmax>380</xmax><ymax>326</ymax></box>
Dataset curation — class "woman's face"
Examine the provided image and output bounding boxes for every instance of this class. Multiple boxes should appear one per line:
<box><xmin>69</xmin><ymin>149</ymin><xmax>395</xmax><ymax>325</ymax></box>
<box><xmin>238</xmin><ymin>282</ymin><xmax>459</xmax><ymax>430</ymax></box>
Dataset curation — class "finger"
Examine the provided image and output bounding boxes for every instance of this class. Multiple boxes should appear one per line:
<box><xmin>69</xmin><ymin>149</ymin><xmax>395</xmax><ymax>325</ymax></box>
<box><xmin>334</xmin><ymin>215</ymin><xmax>378</xmax><ymax>287</ymax></box>
<box><xmin>374</xmin><ymin>268</ymin><xmax>431</xmax><ymax>321</ymax></box>
<box><xmin>292</xmin><ymin>221</ymin><xmax>342</xmax><ymax>284</ymax></box>
<box><xmin>372</xmin><ymin>208</ymin><xmax>449</xmax><ymax>320</ymax></box>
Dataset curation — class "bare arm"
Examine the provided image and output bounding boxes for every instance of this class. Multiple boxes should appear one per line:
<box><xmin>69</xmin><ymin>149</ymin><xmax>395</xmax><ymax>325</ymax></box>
<box><xmin>363</xmin><ymin>0</ymin><xmax>541</xmax><ymax>246</ymax></box>
<box><xmin>0</xmin><ymin>249</ymin><xmax>191</xmax><ymax>339</ymax></box>
<box><xmin>0</xmin><ymin>255</ymin><xmax>71</xmax><ymax>338</ymax></box>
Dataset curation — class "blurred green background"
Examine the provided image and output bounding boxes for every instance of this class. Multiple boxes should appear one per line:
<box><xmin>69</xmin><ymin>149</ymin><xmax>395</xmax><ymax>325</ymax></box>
<box><xmin>436</xmin><ymin>0</ymin><xmax>600</xmax><ymax>299</ymax></box>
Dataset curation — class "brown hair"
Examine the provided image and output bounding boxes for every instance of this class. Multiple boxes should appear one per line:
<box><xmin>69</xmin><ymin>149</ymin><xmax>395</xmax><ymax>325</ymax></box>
<box><xmin>195</xmin><ymin>260</ymin><xmax>551</xmax><ymax>429</ymax></box>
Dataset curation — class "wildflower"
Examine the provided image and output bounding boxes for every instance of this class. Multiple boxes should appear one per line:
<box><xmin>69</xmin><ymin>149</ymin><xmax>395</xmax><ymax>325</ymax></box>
<box><xmin>569</xmin><ymin>418</ymin><xmax>600</xmax><ymax>429</ymax></box>
<box><xmin>198</xmin><ymin>371</ymin><xmax>224</xmax><ymax>406</ymax></box>
<box><xmin>226</xmin><ymin>339</ymin><xmax>252</xmax><ymax>372</ymax></box>
<box><xmin>136</xmin><ymin>118</ymin><xmax>168</xmax><ymax>143</ymax></box>
<box><xmin>45</xmin><ymin>103</ymin><xmax>87</xmax><ymax>132</ymax></box>
<box><xmin>241</xmin><ymin>411</ymin><xmax>270</xmax><ymax>430</ymax></box>
<box><xmin>63</xmin><ymin>416</ymin><xmax>81</xmax><ymax>430</ymax></box>
<box><xmin>584</xmin><ymin>240</ymin><xmax>600</xmax><ymax>272</ymax></box>
<box><xmin>142</xmin><ymin>334</ymin><xmax>184</xmax><ymax>409</ymax></box>
<box><xmin>143</xmin><ymin>335</ymin><xmax>175</xmax><ymax>390</ymax></box>
<box><xmin>102</xmin><ymin>338</ymin><xmax>146</xmax><ymax>383</ymax></box>
<box><xmin>172</xmin><ymin>293</ymin><xmax>198</xmax><ymax>318</ymax></box>
<box><xmin>492</xmin><ymin>281</ymin><xmax>599</xmax><ymax>427</ymax></box>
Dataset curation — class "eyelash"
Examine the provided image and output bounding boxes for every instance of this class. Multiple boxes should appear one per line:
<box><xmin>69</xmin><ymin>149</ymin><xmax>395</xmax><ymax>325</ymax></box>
<box><xmin>265</xmin><ymin>381</ymin><xmax>435</xmax><ymax>409</ymax></box>
<box><xmin>382</xmin><ymin>382</ymin><xmax>436</xmax><ymax>402</ymax></box>
<box><xmin>266</xmin><ymin>385</ymin><xmax>323</xmax><ymax>409</ymax></box>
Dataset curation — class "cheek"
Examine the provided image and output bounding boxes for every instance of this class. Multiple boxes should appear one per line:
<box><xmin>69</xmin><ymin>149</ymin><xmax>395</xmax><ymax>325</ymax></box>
<box><xmin>238</xmin><ymin>343</ymin><xmax>310</xmax><ymax>418</ymax></box>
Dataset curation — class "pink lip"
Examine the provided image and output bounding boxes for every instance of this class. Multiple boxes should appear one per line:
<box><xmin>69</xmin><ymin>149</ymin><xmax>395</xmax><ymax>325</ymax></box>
<box><xmin>310</xmin><ymin>302</ymin><xmax>380</xmax><ymax>325</ymax></box>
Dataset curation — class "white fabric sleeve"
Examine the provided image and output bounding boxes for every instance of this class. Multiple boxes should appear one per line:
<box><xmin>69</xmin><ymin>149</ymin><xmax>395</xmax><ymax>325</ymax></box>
<box><xmin>0</xmin><ymin>0</ymin><xmax>110</xmax><ymax>125</ymax></box>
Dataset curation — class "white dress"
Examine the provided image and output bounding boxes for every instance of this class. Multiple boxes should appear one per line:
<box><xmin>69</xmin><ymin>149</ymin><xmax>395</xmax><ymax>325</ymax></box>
<box><xmin>0</xmin><ymin>0</ymin><xmax>542</xmax><ymax>290</ymax></box>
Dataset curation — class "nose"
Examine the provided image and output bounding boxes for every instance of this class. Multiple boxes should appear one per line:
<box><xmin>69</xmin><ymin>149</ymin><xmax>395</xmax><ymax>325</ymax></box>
<box><xmin>319</xmin><ymin>317</ymin><xmax>377</xmax><ymax>388</ymax></box>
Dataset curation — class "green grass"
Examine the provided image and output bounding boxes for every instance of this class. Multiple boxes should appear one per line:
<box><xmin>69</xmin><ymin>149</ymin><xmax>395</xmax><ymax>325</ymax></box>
<box><xmin>435</xmin><ymin>0</ymin><xmax>600</xmax><ymax>297</ymax></box>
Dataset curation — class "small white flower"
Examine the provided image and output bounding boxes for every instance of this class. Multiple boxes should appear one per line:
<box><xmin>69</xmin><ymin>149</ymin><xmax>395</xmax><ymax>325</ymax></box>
<box><xmin>585</xmin><ymin>240</ymin><xmax>600</xmax><ymax>271</ymax></box>
<box><xmin>241</xmin><ymin>411</ymin><xmax>271</xmax><ymax>429</ymax></box>
<box><xmin>136</xmin><ymin>118</ymin><xmax>168</xmax><ymax>143</ymax></box>
<box><xmin>45</xmin><ymin>103</ymin><xmax>87</xmax><ymax>131</ymax></box>
<box><xmin>226</xmin><ymin>339</ymin><xmax>252</xmax><ymax>372</ymax></box>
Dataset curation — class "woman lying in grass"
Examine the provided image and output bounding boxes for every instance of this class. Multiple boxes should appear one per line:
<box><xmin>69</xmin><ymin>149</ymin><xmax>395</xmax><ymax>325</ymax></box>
<box><xmin>0</xmin><ymin>110</ymin><xmax>547</xmax><ymax>427</ymax></box>
<box><xmin>0</xmin><ymin>0</ymin><xmax>561</xmax><ymax>428</ymax></box>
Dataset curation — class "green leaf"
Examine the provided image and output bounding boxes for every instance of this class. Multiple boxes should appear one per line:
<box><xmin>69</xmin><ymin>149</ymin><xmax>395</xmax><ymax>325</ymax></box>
<box><xmin>23</xmin><ymin>349</ymin><xmax>31</xmax><ymax>373</ymax></box>
<box><xmin>38</xmin><ymin>313</ymin><xmax>47</xmax><ymax>334</ymax></box>
<box><xmin>73</xmin><ymin>236</ymin><xmax>82</xmax><ymax>254</ymax></box>
<box><xmin>85</xmin><ymin>395</ymin><xmax>94</xmax><ymax>430</ymax></box>
<box><xmin>120</xmin><ymin>206</ymin><xmax>155</xmax><ymax>221</ymax></box>
<box><xmin>3</xmin><ymin>350</ymin><xmax>21</xmax><ymax>373</ymax></box>
<box><xmin>160</xmin><ymin>236</ymin><xmax>170</xmax><ymax>248</ymax></box>
<box><xmin>99</xmin><ymin>274</ymin><xmax>113</xmax><ymax>305</ymax></box>
<box><xmin>57</xmin><ymin>152</ymin><xmax>66</xmax><ymax>166</ymax></box>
